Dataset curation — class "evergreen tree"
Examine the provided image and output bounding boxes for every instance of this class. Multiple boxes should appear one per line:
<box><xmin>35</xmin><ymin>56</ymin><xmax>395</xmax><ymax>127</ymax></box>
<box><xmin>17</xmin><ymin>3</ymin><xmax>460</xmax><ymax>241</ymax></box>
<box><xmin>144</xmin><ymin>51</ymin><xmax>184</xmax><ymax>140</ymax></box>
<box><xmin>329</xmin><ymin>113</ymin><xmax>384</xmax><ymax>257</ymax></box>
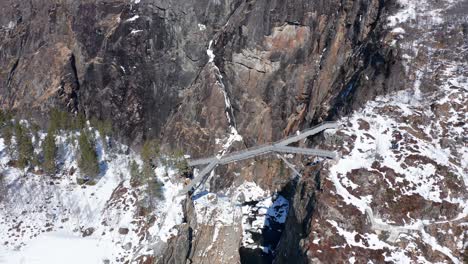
<box><xmin>30</xmin><ymin>122</ymin><xmax>40</xmax><ymax>146</ymax></box>
<box><xmin>73</xmin><ymin>112</ymin><xmax>87</xmax><ymax>130</ymax></box>
<box><xmin>49</xmin><ymin>109</ymin><xmax>73</xmax><ymax>132</ymax></box>
<box><xmin>173</xmin><ymin>149</ymin><xmax>189</xmax><ymax>176</ymax></box>
<box><xmin>2</xmin><ymin>125</ymin><xmax>13</xmax><ymax>153</ymax></box>
<box><xmin>141</xmin><ymin>139</ymin><xmax>160</xmax><ymax>164</ymax></box>
<box><xmin>78</xmin><ymin>130</ymin><xmax>99</xmax><ymax>179</ymax></box>
<box><xmin>43</xmin><ymin>128</ymin><xmax>57</xmax><ymax>175</ymax></box>
<box><xmin>92</xmin><ymin>117</ymin><xmax>113</xmax><ymax>147</ymax></box>
<box><xmin>0</xmin><ymin>110</ymin><xmax>12</xmax><ymax>127</ymax></box>
<box><xmin>147</xmin><ymin>176</ymin><xmax>164</xmax><ymax>201</ymax></box>
<box><xmin>129</xmin><ymin>160</ymin><xmax>140</xmax><ymax>182</ymax></box>
<box><xmin>0</xmin><ymin>109</ymin><xmax>6</xmax><ymax>125</ymax></box>
<box><xmin>15</xmin><ymin>122</ymin><xmax>35</xmax><ymax>169</ymax></box>
<box><xmin>49</xmin><ymin>109</ymin><xmax>62</xmax><ymax>133</ymax></box>
<box><xmin>139</xmin><ymin>139</ymin><xmax>164</xmax><ymax>206</ymax></box>
<box><xmin>0</xmin><ymin>172</ymin><xmax>5</xmax><ymax>202</ymax></box>
<box><xmin>140</xmin><ymin>161</ymin><xmax>163</xmax><ymax>208</ymax></box>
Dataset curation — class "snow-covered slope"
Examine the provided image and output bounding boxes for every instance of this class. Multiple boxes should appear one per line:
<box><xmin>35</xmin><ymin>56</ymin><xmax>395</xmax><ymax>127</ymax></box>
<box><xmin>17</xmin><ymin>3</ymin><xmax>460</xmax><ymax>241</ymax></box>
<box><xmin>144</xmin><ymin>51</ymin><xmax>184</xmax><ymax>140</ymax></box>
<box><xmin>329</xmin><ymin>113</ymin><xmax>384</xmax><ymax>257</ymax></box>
<box><xmin>302</xmin><ymin>0</ymin><xmax>467</xmax><ymax>262</ymax></box>
<box><xmin>0</xmin><ymin>128</ymin><xmax>185</xmax><ymax>263</ymax></box>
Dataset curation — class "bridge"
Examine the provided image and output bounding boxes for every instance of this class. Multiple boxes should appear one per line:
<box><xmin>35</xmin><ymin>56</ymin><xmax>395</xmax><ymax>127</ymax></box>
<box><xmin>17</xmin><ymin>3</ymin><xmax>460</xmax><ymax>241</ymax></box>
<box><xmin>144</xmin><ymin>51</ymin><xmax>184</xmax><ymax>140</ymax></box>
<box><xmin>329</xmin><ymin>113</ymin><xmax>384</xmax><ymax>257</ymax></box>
<box><xmin>179</xmin><ymin>121</ymin><xmax>339</xmax><ymax>195</ymax></box>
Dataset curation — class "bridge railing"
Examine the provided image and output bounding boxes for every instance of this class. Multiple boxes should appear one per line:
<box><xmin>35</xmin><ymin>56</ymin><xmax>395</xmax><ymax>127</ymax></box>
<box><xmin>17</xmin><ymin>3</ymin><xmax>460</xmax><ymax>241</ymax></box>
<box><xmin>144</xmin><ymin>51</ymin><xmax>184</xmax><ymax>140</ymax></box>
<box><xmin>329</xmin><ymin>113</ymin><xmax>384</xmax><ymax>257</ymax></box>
<box><xmin>219</xmin><ymin>145</ymin><xmax>274</xmax><ymax>164</ymax></box>
<box><xmin>273</xmin><ymin>121</ymin><xmax>339</xmax><ymax>146</ymax></box>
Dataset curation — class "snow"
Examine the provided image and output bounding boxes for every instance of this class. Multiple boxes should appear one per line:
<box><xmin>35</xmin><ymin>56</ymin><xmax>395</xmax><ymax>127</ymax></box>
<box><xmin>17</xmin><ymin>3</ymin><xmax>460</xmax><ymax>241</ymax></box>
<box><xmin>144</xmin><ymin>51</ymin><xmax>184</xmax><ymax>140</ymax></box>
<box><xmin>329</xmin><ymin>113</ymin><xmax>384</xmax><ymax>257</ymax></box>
<box><xmin>130</xmin><ymin>29</ymin><xmax>143</xmax><ymax>34</ymax></box>
<box><xmin>319</xmin><ymin>1</ymin><xmax>468</xmax><ymax>260</ymax></box>
<box><xmin>391</xmin><ymin>27</ymin><xmax>405</xmax><ymax>34</ymax></box>
<box><xmin>193</xmin><ymin>192</ymin><xmax>236</xmax><ymax>226</ymax></box>
<box><xmin>420</xmin><ymin>228</ymin><xmax>460</xmax><ymax>264</ymax></box>
<box><xmin>0</xmin><ymin>231</ymin><xmax>113</xmax><ymax>264</ymax></box>
<box><xmin>207</xmin><ymin>40</ymin><xmax>215</xmax><ymax>63</ymax></box>
<box><xmin>198</xmin><ymin>24</ymin><xmax>206</xmax><ymax>31</ymax></box>
<box><xmin>206</xmin><ymin>37</ymin><xmax>243</xmax><ymax>156</ymax></box>
<box><xmin>126</xmin><ymin>15</ymin><xmax>140</xmax><ymax>22</ymax></box>
<box><xmin>150</xmin><ymin>166</ymin><xmax>185</xmax><ymax>242</ymax></box>
<box><xmin>7</xmin><ymin>21</ymin><xmax>15</xmax><ymax>29</ymax></box>
<box><xmin>0</xmin><ymin>124</ymin><xmax>188</xmax><ymax>262</ymax></box>
<box><xmin>0</xmin><ymin>128</ymin><xmax>144</xmax><ymax>262</ymax></box>
<box><xmin>387</xmin><ymin>0</ymin><xmax>419</xmax><ymax>27</ymax></box>
<box><xmin>237</xmin><ymin>183</ymin><xmax>289</xmax><ymax>250</ymax></box>
<box><xmin>384</xmin><ymin>250</ymin><xmax>413</xmax><ymax>264</ymax></box>
<box><xmin>216</xmin><ymin>127</ymin><xmax>243</xmax><ymax>157</ymax></box>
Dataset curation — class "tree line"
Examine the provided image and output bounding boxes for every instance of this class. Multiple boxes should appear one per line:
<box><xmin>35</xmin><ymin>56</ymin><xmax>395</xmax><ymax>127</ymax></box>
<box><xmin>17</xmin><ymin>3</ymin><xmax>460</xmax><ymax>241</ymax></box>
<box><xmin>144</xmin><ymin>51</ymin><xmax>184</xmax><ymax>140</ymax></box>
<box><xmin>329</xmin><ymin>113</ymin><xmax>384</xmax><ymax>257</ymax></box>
<box><xmin>0</xmin><ymin>108</ymin><xmax>190</xmax><ymax>208</ymax></box>
<box><xmin>0</xmin><ymin>109</ymin><xmax>110</xmax><ymax>181</ymax></box>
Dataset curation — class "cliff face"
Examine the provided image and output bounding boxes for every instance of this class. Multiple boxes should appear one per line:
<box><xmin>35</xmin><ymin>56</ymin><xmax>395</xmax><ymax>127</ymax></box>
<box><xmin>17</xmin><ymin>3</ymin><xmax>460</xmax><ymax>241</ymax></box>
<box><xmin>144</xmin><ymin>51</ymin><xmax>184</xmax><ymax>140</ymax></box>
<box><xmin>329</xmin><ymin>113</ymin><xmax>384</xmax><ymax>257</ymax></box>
<box><xmin>0</xmin><ymin>0</ymin><xmax>402</xmax><ymax>147</ymax></box>
<box><xmin>0</xmin><ymin>0</ymin><xmax>233</xmax><ymax>141</ymax></box>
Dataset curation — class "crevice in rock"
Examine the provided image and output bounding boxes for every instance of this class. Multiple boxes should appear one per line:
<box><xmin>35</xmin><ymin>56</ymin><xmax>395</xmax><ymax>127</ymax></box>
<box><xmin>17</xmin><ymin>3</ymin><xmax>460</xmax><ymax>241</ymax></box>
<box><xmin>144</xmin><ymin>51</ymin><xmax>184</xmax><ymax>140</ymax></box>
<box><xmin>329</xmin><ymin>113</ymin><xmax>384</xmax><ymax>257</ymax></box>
<box><xmin>239</xmin><ymin>181</ymin><xmax>295</xmax><ymax>264</ymax></box>
<box><xmin>232</xmin><ymin>60</ymin><xmax>266</xmax><ymax>74</ymax></box>
<box><xmin>6</xmin><ymin>58</ymin><xmax>20</xmax><ymax>89</ymax></box>
<box><xmin>185</xmin><ymin>226</ymin><xmax>193</xmax><ymax>261</ymax></box>
<box><xmin>285</xmin><ymin>20</ymin><xmax>306</xmax><ymax>27</ymax></box>
<box><xmin>272</xmin><ymin>166</ymin><xmax>322</xmax><ymax>264</ymax></box>
<box><xmin>69</xmin><ymin>53</ymin><xmax>80</xmax><ymax>112</ymax></box>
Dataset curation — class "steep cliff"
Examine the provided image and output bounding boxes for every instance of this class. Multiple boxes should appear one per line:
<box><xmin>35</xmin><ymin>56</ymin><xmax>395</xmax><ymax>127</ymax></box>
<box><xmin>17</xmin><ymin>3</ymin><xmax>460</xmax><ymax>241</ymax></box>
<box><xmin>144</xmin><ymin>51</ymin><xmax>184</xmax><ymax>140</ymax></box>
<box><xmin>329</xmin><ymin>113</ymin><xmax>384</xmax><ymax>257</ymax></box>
<box><xmin>0</xmin><ymin>0</ymin><xmax>402</xmax><ymax>146</ymax></box>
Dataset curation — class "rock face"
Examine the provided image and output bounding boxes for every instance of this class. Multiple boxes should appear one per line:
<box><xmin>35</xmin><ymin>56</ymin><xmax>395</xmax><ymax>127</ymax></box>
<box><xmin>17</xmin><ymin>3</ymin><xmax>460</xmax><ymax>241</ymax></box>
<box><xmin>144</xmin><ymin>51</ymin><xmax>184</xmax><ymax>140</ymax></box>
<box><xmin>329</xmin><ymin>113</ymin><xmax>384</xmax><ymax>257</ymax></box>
<box><xmin>0</xmin><ymin>0</ymin><xmax>233</xmax><ymax>141</ymax></box>
<box><xmin>0</xmin><ymin>0</ymin><xmax>402</xmax><ymax>147</ymax></box>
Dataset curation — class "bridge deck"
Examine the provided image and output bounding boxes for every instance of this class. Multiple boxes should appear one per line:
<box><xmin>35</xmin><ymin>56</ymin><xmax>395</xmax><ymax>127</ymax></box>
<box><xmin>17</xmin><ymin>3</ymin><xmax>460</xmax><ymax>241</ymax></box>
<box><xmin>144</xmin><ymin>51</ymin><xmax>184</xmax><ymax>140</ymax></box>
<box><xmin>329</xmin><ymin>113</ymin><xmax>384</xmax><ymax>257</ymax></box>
<box><xmin>179</xmin><ymin>122</ymin><xmax>339</xmax><ymax>195</ymax></box>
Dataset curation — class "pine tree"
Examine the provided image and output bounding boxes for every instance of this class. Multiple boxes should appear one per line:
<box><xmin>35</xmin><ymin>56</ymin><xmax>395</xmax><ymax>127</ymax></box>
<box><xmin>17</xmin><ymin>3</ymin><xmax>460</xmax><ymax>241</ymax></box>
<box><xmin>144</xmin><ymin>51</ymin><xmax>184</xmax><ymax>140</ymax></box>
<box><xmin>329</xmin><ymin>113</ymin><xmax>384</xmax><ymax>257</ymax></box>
<box><xmin>129</xmin><ymin>160</ymin><xmax>140</xmax><ymax>182</ymax></box>
<box><xmin>94</xmin><ymin>118</ymin><xmax>112</xmax><ymax>147</ymax></box>
<box><xmin>49</xmin><ymin>109</ymin><xmax>61</xmax><ymax>133</ymax></box>
<box><xmin>49</xmin><ymin>109</ymin><xmax>73</xmax><ymax>132</ymax></box>
<box><xmin>148</xmin><ymin>176</ymin><xmax>164</xmax><ymax>201</ymax></box>
<box><xmin>0</xmin><ymin>109</ymin><xmax>6</xmax><ymax>125</ymax></box>
<box><xmin>15</xmin><ymin>122</ymin><xmax>35</xmax><ymax>169</ymax></box>
<box><xmin>141</xmin><ymin>139</ymin><xmax>160</xmax><ymax>164</ymax></box>
<box><xmin>73</xmin><ymin>112</ymin><xmax>87</xmax><ymax>130</ymax></box>
<box><xmin>140</xmin><ymin>161</ymin><xmax>163</xmax><ymax>208</ymax></box>
<box><xmin>0</xmin><ymin>172</ymin><xmax>5</xmax><ymax>202</ymax></box>
<box><xmin>139</xmin><ymin>139</ymin><xmax>164</xmax><ymax>207</ymax></box>
<box><xmin>30</xmin><ymin>123</ymin><xmax>40</xmax><ymax>146</ymax></box>
<box><xmin>78</xmin><ymin>130</ymin><xmax>99</xmax><ymax>179</ymax></box>
<box><xmin>2</xmin><ymin>125</ymin><xmax>13</xmax><ymax>153</ymax></box>
<box><xmin>173</xmin><ymin>149</ymin><xmax>189</xmax><ymax>176</ymax></box>
<box><xmin>0</xmin><ymin>110</ymin><xmax>12</xmax><ymax>127</ymax></box>
<box><xmin>43</xmin><ymin>128</ymin><xmax>57</xmax><ymax>175</ymax></box>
